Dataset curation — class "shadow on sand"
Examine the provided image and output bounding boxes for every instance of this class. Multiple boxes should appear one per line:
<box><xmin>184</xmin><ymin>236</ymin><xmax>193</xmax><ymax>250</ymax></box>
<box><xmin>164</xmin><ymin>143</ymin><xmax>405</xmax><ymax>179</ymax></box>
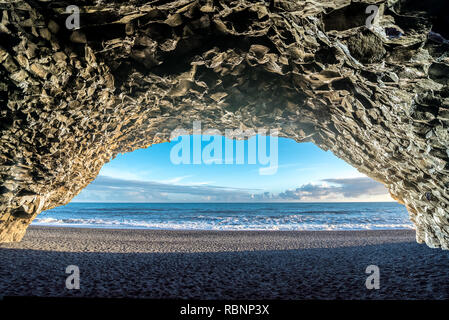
<box><xmin>1</xmin><ymin>241</ymin><xmax>449</xmax><ymax>299</ymax></box>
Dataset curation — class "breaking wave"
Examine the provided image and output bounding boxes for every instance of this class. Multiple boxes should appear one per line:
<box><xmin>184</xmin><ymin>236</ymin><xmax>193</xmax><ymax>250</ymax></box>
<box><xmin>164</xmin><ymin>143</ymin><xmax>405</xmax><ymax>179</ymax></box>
<box><xmin>32</xmin><ymin>202</ymin><xmax>414</xmax><ymax>231</ymax></box>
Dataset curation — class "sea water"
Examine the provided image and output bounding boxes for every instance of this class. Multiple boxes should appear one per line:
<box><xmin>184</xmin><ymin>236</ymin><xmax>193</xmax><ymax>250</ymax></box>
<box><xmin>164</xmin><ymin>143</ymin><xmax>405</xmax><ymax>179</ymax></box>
<box><xmin>32</xmin><ymin>202</ymin><xmax>414</xmax><ymax>231</ymax></box>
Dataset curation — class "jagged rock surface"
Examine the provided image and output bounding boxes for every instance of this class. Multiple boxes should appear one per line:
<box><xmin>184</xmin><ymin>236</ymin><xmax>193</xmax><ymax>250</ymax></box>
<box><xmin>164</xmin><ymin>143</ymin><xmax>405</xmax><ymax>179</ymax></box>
<box><xmin>1</xmin><ymin>0</ymin><xmax>449</xmax><ymax>248</ymax></box>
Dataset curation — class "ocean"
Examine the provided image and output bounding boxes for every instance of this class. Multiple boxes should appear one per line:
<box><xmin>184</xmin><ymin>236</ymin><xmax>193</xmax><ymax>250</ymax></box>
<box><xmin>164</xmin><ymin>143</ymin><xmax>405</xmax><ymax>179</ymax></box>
<box><xmin>32</xmin><ymin>202</ymin><xmax>414</xmax><ymax>231</ymax></box>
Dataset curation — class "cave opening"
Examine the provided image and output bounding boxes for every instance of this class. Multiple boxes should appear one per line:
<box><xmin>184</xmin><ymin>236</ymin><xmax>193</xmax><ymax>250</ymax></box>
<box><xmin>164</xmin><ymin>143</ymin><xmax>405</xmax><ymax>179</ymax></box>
<box><xmin>32</xmin><ymin>136</ymin><xmax>412</xmax><ymax>232</ymax></box>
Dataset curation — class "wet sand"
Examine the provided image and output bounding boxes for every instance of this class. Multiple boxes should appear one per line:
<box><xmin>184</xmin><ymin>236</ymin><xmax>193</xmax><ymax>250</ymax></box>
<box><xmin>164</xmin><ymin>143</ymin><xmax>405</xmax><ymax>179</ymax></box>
<box><xmin>0</xmin><ymin>227</ymin><xmax>448</xmax><ymax>299</ymax></box>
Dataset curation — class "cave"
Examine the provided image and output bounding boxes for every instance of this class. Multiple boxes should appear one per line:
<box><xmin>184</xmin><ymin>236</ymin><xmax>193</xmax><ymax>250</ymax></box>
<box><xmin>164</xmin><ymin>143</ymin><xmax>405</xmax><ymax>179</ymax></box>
<box><xmin>0</xmin><ymin>0</ymin><xmax>448</xmax><ymax>249</ymax></box>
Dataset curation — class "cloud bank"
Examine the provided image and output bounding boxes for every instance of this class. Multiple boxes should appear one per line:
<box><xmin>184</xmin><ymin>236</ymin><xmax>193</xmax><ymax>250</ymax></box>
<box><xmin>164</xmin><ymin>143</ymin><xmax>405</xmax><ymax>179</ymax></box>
<box><xmin>73</xmin><ymin>176</ymin><xmax>391</xmax><ymax>202</ymax></box>
<box><xmin>276</xmin><ymin>178</ymin><xmax>388</xmax><ymax>201</ymax></box>
<box><xmin>74</xmin><ymin>175</ymin><xmax>258</xmax><ymax>202</ymax></box>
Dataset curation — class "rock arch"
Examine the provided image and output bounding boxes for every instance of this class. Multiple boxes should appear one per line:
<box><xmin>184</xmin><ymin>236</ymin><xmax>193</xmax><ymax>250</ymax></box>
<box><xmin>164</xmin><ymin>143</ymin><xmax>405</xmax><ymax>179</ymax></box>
<box><xmin>1</xmin><ymin>0</ymin><xmax>449</xmax><ymax>248</ymax></box>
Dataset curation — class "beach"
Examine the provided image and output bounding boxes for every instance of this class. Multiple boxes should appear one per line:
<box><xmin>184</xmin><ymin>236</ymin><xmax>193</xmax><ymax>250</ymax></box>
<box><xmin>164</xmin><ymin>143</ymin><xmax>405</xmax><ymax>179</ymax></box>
<box><xmin>0</xmin><ymin>227</ymin><xmax>448</xmax><ymax>299</ymax></box>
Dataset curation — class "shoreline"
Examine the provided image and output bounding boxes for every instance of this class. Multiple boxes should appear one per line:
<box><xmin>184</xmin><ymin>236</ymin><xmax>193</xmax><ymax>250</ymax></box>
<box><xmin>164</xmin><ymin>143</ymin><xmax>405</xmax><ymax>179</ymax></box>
<box><xmin>1</xmin><ymin>227</ymin><xmax>448</xmax><ymax>299</ymax></box>
<box><xmin>29</xmin><ymin>224</ymin><xmax>415</xmax><ymax>231</ymax></box>
<box><xmin>32</xmin><ymin>202</ymin><xmax>413</xmax><ymax>232</ymax></box>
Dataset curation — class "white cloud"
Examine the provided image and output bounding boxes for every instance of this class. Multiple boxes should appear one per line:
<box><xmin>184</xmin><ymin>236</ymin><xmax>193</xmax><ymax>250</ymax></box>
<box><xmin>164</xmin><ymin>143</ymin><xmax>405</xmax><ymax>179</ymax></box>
<box><xmin>156</xmin><ymin>175</ymin><xmax>192</xmax><ymax>184</ymax></box>
<box><xmin>74</xmin><ymin>175</ymin><xmax>393</xmax><ymax>203</ymax></box>
<box><xmin>276</xmin><ymin>177</ymin><xmax>392</xmax><ymax>202</ymax></box>
<box><xmin>98</xmin><ymin>167</ymin><xmax>152</xmax><ymax>181</ymax></box>
<box><xmin>74</xmin><ymin>175</ymin><xmax>259</xmax><ymax>202</ymax></box>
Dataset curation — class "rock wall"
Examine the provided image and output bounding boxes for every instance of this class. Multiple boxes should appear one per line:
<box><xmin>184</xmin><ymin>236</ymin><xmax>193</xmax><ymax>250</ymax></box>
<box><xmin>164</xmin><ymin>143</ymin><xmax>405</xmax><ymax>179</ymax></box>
<box><xmin>1</xmin><ymin>0</ymin><xmax>449</xmax><ymax>248</ymax></box>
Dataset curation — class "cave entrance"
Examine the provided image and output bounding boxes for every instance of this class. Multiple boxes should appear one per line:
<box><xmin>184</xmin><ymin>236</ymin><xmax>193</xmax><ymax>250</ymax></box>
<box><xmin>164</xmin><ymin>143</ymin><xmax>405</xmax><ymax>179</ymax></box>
<box><xmin>32</xmin><ymin>135</ymin><xmax>412</xmax><ymax>232</ymax></box>
<box><xmin>2</xmin><ymin>0</ymin><xmax>447</xmax><ymax>249</ymax></box>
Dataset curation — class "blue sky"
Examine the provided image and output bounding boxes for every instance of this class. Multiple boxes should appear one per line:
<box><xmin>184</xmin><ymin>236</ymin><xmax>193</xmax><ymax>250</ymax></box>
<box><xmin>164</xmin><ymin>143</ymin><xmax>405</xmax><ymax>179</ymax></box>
<box><xmin>73</xmin><ymin>136</ymin><xmax>393</xmax><ymax>202</ymax></box>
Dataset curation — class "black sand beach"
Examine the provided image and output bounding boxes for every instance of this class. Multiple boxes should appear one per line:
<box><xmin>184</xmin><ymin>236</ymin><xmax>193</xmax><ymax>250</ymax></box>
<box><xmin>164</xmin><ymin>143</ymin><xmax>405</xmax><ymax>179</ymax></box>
<box><xmin>0</xmin><ymin>227</ymin><xmax>448</xmax><ymax>299</ymax></box>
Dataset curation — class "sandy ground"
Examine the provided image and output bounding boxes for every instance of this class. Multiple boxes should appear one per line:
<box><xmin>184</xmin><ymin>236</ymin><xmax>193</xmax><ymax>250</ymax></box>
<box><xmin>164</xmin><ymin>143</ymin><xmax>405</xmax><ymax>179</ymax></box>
<box><xmin>0</xmin><ymin>227</ymin><xmax>448</xmax><ymax>299</ymax></box>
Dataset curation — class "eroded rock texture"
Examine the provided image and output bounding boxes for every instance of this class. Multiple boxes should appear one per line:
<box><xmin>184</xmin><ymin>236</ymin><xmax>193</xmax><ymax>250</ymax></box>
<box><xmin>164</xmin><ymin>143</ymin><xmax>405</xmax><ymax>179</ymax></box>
<box><xmin>1</xmin><ymin>0</ymin><xmax>448</xmax><ymax>247</ymax></box>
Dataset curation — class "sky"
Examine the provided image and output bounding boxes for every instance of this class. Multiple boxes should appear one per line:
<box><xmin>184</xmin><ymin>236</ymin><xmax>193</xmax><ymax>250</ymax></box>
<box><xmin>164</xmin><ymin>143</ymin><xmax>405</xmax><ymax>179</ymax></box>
<box><xmin>73</xmin><ymin>135</ymin><xmax>393</xmax><ymax>203</ymax></box>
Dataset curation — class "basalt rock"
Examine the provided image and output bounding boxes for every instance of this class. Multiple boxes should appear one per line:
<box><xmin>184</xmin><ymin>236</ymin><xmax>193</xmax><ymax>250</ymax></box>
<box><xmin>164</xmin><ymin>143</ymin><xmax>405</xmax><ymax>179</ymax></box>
<box><xmin>1</xmin><ymin>0</ymin><xmax>449</xmax><ymax>247</ymax></box>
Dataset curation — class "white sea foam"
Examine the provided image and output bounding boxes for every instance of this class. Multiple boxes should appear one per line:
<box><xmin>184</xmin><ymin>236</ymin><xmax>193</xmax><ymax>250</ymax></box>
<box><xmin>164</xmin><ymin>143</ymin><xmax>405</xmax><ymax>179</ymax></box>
<box><xmin>32</xmin><ymin>203</ymin><xmax>414</xmax><ymax>231</ymax></box>
<box><xmin>32</xmin><ymin>217</ymin><xmax>414</xmax><ymax>231</ymax></box>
